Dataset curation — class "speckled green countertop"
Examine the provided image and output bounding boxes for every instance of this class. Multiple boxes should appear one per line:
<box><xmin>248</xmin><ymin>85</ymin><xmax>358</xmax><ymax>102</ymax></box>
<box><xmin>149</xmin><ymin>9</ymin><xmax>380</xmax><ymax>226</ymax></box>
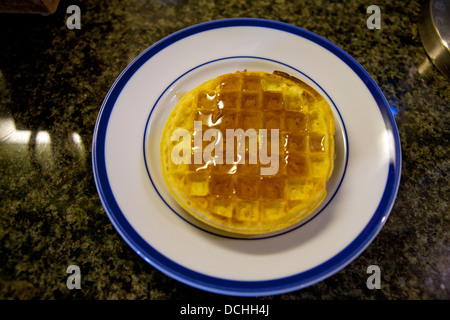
<box><xmin>0</xmin><ymin>0</ymin><xmax>448</xmax><ymax>300</ymax></box>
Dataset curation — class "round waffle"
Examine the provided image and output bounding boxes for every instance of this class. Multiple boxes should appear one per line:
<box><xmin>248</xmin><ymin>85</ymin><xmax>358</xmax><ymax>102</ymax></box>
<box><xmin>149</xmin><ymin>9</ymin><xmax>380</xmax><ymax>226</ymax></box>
<box><xmin>160</xmin><ymin>70</ymin><xmax>335</xmax><ymax>235</ymax></box>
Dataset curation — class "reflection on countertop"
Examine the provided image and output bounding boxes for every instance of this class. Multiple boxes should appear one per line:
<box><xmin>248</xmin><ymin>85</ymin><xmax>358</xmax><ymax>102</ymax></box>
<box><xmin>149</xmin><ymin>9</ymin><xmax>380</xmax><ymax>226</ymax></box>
<box><xmin>0</xmin><ymin>0</ymin><xmax>448</xmax><ymax>300</ymax></box>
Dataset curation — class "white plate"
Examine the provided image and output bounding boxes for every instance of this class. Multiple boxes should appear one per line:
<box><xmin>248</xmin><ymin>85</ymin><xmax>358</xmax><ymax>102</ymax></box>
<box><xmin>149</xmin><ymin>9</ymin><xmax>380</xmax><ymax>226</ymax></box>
<box><xmin>92</xmin><ymin>18</ymin><xmax>401</xmax><ymax>296</ymax></box>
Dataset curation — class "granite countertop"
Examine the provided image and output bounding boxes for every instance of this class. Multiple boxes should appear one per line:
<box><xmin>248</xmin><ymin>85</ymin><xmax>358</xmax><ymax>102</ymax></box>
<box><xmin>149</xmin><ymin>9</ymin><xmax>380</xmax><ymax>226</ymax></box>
<box><xmin>0</xmin><ymin>0</ymin><xmax>448</xmax><ymax>300</ymax></box>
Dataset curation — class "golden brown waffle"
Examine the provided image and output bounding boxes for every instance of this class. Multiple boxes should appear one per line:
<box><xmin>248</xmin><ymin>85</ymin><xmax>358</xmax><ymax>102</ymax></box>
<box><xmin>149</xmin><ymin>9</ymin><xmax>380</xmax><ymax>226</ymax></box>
<box><xmin>160</xmin><ymin>70</ymin><xmax>335</xmax><ymax>235</ymax></box>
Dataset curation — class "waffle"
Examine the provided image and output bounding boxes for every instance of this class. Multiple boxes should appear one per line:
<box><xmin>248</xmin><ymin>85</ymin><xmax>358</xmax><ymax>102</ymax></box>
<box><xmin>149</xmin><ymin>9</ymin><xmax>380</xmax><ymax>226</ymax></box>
<box><xmin>160</xmin><ymin>70</ymin><xmax>335</xmax><ymax>235</ymax></box>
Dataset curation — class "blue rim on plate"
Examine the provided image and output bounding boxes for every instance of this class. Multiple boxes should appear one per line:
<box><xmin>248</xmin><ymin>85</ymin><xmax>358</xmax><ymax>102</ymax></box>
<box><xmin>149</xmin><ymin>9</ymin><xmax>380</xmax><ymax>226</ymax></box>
<box><xmin>92</xmin><ymin>18</ymin><xmax>402</xmax><ymax>296</ymax></box>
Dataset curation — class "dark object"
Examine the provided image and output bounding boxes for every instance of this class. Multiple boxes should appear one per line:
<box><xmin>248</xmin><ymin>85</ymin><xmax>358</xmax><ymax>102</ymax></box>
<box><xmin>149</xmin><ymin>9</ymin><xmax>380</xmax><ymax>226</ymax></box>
<box><xmin>419</xmin><ymin>0</ymin><xmax>450</xmax><ymax>80</ymax></box>
<box><xmin>0</xmin><ymin>0</ymin><xmax>60</xmax><ymax>14</ymax></box>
